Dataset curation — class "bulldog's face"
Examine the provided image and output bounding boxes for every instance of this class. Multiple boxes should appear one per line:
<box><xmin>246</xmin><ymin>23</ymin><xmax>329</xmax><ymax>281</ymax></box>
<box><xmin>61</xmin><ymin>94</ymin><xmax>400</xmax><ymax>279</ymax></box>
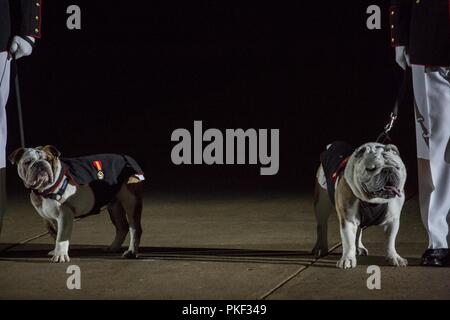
<box><xmin>9</xmin><ymin>146</ymin><xmax>61</xmax><ymax>190</ymax></box>
<box><xmin>346</xmin><ymin>143</ymin><xmax>406</xmax><ymax>202</ymax></box>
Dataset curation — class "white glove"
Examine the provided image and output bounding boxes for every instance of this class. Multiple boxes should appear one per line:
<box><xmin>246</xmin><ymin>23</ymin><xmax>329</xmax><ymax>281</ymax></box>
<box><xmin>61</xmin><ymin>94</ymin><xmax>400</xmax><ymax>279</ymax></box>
<box><xmin>395</xmin><ymin>46</ymin><xmax>411</xmax><ymax>70</ymax></box>
<box><xmin>9</xmin><ymin>36</ymin><xmax>35</xmax><ymax>60</ymax></box>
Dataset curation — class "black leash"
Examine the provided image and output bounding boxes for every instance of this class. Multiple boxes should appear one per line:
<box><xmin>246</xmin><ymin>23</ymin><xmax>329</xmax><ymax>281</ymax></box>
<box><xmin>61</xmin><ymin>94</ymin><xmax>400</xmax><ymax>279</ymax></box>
<box><xmin>376</xmin><ymin>68</ymin><xmax>411</xmax><ymax>144</ymax></box>
<box><xmin>13</xmin><ymin>55</ymin><xmax>26</xmax><ymax>148</ymax></box>
<box><xmin>0</xmin><ymin>52</ymin><xmax>26</xmax><ymax>148</ymax></box>
<box><xmin>376</xmin><ymin>67</ymin><xmax>418</xmax><ymax>203</ymax></box>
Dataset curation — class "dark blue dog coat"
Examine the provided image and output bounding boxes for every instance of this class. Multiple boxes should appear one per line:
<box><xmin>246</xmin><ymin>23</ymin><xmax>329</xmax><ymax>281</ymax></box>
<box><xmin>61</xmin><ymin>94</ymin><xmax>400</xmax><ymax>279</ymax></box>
<box><xmin>35</xmin><ymin>154</ymin><xmax>144</xmax><ymax>215</ymax></box>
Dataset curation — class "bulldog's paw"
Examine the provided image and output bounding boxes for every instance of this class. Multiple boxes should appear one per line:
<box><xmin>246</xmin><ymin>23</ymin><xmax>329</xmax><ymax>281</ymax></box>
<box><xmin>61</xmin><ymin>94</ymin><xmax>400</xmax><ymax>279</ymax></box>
<box><xmin>386</xmin><ymin>254</ymin><xmax>408</xmax><ymax>267</ymax></box>
<box><xmin>51</xmin><ymin>253</ymin><xmax>70</xmax><ymax>263</ymax></box>
<box><xmin>357</xmin><ymin>246</ymin><xmax>369</xmax><ymax>256</ymax></box>
<box><xmin>48</xmin><ymin>250</ymin><xmax>55</xmax><ymax>256</ymax></box>
<box><xmin>122</xmin><ymin>250</ymin><xmax>138</xmax><ymax>259</ymax></box>
<box><xmin>312</xmin><ymin>244</ymin><xmax>329</xmax><ymax>258</ymax></box>
<box><xmin>337</xmin><ymin>255</ymin><xmax>357</xmax><ymax>269</ymax></box>
<box><xmin>51</xmin><ymin>241</ymin><xmax>70</xmax><ymax>263</ymax></box>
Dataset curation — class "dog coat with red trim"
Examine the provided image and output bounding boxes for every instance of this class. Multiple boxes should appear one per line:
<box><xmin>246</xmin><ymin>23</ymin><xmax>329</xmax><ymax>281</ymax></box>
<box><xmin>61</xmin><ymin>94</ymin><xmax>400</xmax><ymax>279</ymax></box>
<box><xmin>61</xmin><ymin>154</ymin><xmax>144</xmax><ymax>214</ymax></box>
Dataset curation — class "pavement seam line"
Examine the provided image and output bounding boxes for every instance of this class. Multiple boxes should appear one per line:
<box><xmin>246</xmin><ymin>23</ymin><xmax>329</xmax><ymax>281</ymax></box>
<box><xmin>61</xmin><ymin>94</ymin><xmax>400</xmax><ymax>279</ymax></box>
<box><xmin>258</xmin><ymin>242</ymin><xmax>342</xmax><ymax>300</ymax></box>
<box><xmin>0</xmin><ymin>218</ymin><xmax>83</xmax><ymax>253</ymax></box>
<box><xmin>255</xmin><ymin>195</ymin><xmax>418</xmax><ymax>300</ymax></box>
<box><xmin>0</xmin><ymin>231</ymin><xmax>50</xmax><ymax>253</ymax></box>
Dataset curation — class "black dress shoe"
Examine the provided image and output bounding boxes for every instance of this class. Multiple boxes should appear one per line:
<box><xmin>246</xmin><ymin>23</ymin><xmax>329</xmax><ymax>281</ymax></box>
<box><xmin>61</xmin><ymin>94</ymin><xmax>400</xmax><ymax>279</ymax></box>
<box><xmin>421</xmin><ymin>249</ymin><xmax>449</xmax><ymax>267</ymax></box>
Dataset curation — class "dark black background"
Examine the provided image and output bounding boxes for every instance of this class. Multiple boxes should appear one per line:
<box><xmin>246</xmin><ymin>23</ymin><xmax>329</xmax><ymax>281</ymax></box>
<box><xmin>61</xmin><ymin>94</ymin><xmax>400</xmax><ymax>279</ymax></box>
<box><xmin>6</xmin><ymin>0</ymin><xmax>417</xmax><ymax>193</ymax></box>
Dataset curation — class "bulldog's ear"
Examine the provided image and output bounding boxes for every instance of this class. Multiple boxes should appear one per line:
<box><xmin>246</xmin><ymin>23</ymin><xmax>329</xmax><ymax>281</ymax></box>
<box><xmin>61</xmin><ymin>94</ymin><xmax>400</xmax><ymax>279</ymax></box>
<box><xmin>386</xmin><ymin>144</ymin><xmax>400</xmax><ymax>156</ymax></box>
<box><xmin>355</xmin><ymin>146</ymin><xmax>368</xmax><ymax>158</ymax></box>
<box><xmin>8</xmin><ymin>148</ymin><xmax>26</xmax><ymax>165</ymax></box>
<box><xmin>41</xmin><ymin>145</ymin><xmax>61</xmax><ymax>159</ymax></box>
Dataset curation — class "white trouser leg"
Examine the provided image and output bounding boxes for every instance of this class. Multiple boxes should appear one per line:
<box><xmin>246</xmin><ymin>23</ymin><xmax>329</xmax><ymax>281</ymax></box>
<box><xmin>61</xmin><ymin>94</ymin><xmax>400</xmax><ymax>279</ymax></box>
<box><xmin>0</xmin><ymin>52</ymin><xmax>11</xmax><ymax>169</ymax></box>
<box><xmin>412</xmin><ymin>65</ymin><xmax>450</xmax><ymax>249</ymax></box>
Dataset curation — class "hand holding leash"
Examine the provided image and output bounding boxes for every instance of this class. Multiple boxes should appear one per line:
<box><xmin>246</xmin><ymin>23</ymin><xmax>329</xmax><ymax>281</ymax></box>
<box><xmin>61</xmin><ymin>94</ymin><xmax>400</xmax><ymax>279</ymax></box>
<box><xmin>9</xmin><ymin>36</ymin><xmax>35</xmax><ymax>60</ymax></box>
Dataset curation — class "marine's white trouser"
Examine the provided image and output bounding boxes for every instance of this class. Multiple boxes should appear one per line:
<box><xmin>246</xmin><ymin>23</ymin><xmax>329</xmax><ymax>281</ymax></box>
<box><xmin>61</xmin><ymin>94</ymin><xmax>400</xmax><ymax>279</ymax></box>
<box><xmin>412</xmin><ymin>65</ymin><xmax>450</xmax><ymax>249</ymax></box>
<box><xmin>0</xmin><ymin>52</ymin><xmax>11</xmax><ymax>169</ymax></box>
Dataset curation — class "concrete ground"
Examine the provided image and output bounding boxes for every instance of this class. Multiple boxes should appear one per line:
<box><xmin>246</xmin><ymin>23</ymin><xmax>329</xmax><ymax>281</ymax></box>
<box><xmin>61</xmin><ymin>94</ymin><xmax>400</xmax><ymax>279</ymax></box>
<box><xmin>0</xmin><ymin>190</ymin><xmax>449</xmax><ymax>300</ymax></box>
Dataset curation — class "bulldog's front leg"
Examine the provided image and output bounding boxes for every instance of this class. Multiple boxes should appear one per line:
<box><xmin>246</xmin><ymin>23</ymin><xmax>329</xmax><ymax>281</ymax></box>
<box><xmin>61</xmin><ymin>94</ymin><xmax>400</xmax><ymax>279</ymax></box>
<box><xmin>337</xmin><ymin>219</ymin><xmax>358</xmax><ymax>269</ymax></box>
<box><xmin>384</xmin><ymin>219</ymin><xmax>408</xmax><ymax>267</ymax></box>
<box><xmin>52</xmin><ymin>206</ymin><xmax>74</xmax><ymax>263</ymax></box>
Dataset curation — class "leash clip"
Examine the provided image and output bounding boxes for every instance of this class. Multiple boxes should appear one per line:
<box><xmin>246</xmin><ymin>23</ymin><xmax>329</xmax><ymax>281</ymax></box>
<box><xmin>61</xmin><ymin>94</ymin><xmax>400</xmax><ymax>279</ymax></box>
<box><xmin>384</xmin><ymin>112</ymin><xmax>397</xmax><ymax>134</ymax></box>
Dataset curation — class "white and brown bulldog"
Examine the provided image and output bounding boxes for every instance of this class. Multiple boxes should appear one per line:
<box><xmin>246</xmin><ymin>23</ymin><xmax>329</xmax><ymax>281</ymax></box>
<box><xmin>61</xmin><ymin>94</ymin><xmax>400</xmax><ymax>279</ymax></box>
<box><xmin>9</xmin><ymin>146</ymin><xmax>145</xmax><ymax>263</ymax></box>
<box><xmin>312</xmin><ymin>141</ymin><xmax>408</xmax><ymax>269</ymax></box>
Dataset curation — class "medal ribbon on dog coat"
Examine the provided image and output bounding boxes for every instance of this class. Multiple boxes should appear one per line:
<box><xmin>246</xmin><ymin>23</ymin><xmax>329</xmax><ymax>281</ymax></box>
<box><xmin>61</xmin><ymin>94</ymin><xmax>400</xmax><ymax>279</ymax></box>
<box><xmin>92</xmin><ymin>160</ymin><xmax>105</xmax><ymax>180</ymax></box>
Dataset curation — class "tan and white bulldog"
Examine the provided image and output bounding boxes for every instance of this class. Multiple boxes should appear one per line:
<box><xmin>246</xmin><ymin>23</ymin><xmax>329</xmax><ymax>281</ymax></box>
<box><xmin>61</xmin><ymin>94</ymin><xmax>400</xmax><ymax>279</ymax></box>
<box><xmin>312</xmin><ymin>142</ymin><xmax>408</xmax><ymax>269</ymax></box>
<box><xmin>9</xmin><ymin>146</ymin><xmax>144</xmax><ymax>263</ymax></box>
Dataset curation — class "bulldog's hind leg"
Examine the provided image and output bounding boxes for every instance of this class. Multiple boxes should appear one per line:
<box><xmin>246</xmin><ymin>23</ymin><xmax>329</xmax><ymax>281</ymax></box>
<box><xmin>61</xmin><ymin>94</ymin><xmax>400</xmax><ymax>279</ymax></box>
<box><xmin>312</xmin><ymin>167</ymin><xmax>333</xmax><ymax>257</ymax></box>
<box><xmin>356</xmin><ymin>227</ymin><xmax>368</xmax><ymax>256</ymax></box>
<box><xmin>117</xmin><ymin>177</ymin><xmax>143</xmax><ymax>259</ymax></box>
<box><xmin>106</xmin><ymin>200</ymin><xmax>129</xmax><ymax>253</ymax></box>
